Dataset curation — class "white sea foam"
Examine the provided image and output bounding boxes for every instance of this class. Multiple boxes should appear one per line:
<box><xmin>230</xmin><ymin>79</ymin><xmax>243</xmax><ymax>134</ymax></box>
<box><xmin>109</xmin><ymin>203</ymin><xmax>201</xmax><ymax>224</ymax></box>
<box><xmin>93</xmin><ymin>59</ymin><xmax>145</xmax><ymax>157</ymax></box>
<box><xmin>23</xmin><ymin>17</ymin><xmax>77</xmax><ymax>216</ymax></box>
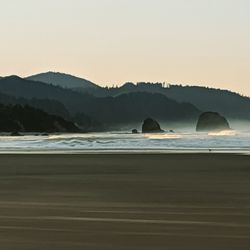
<box><xmin>1</xmin><ymin>129</ymin><xmax>250</xmax><ymax>153</ymax></box>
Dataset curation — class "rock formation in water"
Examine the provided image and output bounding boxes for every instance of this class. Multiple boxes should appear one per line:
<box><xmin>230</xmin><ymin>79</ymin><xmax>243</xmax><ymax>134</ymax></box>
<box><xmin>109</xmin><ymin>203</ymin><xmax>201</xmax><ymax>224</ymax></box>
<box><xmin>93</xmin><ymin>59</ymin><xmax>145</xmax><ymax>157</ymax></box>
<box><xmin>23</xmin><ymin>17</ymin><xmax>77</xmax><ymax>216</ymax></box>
<box><xmin>142</xmin><ymin>118</ymin><xmax>164</xmax><ymax>133</ymax></box>
<box><xmin>196</xmin><ymin>112</ymin><xmax>230</xmax><ymax>132</ymax></box>
<box><xmin>132</xmin><ymin>129</ymin><xmax>139</xmax><ymax>134</ymax></box>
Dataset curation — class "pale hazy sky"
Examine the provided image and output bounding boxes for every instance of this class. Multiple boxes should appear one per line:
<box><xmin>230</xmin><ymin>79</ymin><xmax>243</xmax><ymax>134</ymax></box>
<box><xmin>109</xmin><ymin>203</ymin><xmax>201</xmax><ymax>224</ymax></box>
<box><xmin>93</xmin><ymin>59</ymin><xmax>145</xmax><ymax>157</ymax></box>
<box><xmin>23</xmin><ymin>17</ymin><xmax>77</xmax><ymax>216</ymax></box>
<box><xmin>1</xmin><ymin>0</ymin><xmax>250</xmax><ymax>94</ymax></box>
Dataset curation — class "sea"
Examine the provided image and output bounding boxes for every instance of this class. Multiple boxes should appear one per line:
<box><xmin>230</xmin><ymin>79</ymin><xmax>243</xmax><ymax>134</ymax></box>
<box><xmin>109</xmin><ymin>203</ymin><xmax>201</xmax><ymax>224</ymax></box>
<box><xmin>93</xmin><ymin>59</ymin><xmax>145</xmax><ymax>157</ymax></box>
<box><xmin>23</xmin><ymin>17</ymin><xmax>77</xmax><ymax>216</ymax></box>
<box><xmin>1</xmin><ymin>122</ymin><xmax>250</xmax><ymax>154</ymax></box>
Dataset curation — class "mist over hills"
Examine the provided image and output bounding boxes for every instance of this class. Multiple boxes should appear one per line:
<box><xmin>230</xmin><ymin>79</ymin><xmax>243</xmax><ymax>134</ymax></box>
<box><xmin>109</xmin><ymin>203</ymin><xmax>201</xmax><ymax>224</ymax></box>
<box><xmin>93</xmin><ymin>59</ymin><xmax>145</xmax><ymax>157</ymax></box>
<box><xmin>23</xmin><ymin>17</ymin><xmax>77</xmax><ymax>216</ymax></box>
<box><xmin>0</xmin><ymin>91</ymin><xmax>70</xmax><ymax>120</ymax></box>
<box><xmin>0</xmin><ymin>76</ymin><xmax>101</xmax><ymax>131</ymax></box>
<box><xmin>97</xmin><ymin>83</ymin><xmax>250</xmax><ymax>120</ymax></box>
<box><xmin>0</xmin><ymin>75</ymin><xmax>200</xmax><ymax>130</ymax></box>
<box><xmin>80</xmin><ymin>92</ymin><xmax>200</xmax><ymax>124</ymax></box>
<box><xmin>0</xmin><ymin>72</ymin><xmax>250</xmax><ymax>132</ymax></box>
<box><xmin>27</xmin><ymin>72</ymin><xmax>250</xmax><ymax>119</ymax></box>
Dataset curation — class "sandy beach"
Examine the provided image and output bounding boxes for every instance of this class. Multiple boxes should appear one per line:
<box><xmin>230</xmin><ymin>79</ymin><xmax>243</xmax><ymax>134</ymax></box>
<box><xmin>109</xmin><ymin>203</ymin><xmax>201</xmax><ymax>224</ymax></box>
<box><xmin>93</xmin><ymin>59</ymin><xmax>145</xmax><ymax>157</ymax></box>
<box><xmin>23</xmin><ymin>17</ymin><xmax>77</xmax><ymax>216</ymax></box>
<box><xmin>0</xmin><ymin>153</ymin><xmax>249</xmax><ymax>249</ymax></box>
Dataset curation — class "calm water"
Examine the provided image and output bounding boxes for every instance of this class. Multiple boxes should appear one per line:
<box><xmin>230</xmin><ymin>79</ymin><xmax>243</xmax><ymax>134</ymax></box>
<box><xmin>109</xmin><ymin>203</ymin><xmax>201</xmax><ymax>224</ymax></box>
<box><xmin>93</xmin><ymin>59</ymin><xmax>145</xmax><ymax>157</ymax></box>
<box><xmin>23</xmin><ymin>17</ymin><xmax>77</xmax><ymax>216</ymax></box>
<box><xmin>1</xmin><ymin>129</ymin><xmax>250</xmax><ymax>153</ymax></box>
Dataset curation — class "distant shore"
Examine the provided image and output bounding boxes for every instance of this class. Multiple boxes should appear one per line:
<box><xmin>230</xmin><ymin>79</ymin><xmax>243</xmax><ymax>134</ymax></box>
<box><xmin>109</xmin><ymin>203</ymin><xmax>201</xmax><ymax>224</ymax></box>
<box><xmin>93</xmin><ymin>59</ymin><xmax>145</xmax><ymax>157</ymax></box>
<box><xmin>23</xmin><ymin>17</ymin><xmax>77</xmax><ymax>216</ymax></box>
<box><xmin>0</xmin><ymin>153</ymin><xmax>249</xmax><ymax>249</ymax></box>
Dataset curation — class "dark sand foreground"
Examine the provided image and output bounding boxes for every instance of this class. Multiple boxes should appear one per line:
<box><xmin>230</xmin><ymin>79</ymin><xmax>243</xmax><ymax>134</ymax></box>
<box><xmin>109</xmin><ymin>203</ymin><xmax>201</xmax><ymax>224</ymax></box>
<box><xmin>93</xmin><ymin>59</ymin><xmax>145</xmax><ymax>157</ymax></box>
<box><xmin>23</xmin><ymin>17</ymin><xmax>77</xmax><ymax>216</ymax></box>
<box><xmin>0</xmin><ymin>153</ymin><xmax>250</xmax><ymax>249</ymax></box>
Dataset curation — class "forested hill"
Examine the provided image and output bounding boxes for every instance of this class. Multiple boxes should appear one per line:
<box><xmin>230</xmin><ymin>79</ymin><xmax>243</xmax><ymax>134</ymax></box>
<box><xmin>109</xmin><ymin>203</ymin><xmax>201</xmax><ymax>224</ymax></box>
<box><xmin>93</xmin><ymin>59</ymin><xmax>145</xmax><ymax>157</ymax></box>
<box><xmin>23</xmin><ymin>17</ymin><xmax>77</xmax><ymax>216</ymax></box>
<box><xmin>80</xmin><ymin>83</ymin><xmax>250</xmax><ymax>120</ymax></box>
<box><xmin>26</xmin><ymin>72</ymin><xmax>250</xmax><ymax>120</ymax></box>
<box><xmin>27</xmin><ymin>72</ymin><xmax>99</xmax><ymax>90</ymax></box>
<box><xmin>0</xmin><ymin>104</ymin><xmax>79</xmax><ymax>133</ymax></box>
<box><xmin>0</xmin><ymin>76</ymin><xmax>200</xmax><ymax>128</ymax></box>
<box><xmin>0</xmin><ymin>92</ymin><xmax>70</xmax><ymax>120</ymax></box>
<box><xmin>163</xmin><ymin>85</ymin><xmax>250</xmax><ymax>119</ymax></box>
<box><xmin>78</xmin><ymin>92</ymin><xmax>201</xmax><ymax>124</ymax></box>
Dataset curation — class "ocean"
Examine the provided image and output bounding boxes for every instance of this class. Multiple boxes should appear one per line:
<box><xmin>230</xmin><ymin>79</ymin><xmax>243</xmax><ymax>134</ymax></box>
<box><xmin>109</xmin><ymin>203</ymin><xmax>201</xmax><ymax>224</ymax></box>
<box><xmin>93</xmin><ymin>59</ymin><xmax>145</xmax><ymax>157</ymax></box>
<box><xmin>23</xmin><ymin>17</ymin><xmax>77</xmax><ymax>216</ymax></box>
<box><xmin>1</xmin><ymin>127</ymin><xmax>250</xmax><ymax>153</ymax></box>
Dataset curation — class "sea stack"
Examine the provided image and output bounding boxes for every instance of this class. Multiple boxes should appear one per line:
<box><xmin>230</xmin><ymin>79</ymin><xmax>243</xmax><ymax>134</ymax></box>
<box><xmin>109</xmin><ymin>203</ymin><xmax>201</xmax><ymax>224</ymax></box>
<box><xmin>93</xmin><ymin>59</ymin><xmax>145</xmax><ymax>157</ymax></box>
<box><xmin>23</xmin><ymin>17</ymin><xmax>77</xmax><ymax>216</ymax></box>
<box><xmin>132</xmin><ymin>129</ymin><xmax>139</xmax><ymax>134</ymax></box>
<box><xmin>142</xmin><ymin>118</ymin><xmax>164</xmax><ymax>133</ymax></box>
<box><xmin>196</xmin><ymin>112</ymin><xmax>230</xmax><ymax>132</ymax></box>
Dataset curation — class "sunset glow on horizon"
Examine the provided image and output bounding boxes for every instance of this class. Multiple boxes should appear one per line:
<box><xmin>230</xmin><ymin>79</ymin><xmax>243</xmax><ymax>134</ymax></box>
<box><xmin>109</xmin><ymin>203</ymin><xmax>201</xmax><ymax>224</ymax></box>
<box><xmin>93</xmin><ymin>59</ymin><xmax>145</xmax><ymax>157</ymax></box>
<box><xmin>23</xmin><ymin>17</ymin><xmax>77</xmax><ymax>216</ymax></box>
<box><xmin>1</xmin><ymin>0</ymin><xmax>250</xmax><ymax>95</ymax></box>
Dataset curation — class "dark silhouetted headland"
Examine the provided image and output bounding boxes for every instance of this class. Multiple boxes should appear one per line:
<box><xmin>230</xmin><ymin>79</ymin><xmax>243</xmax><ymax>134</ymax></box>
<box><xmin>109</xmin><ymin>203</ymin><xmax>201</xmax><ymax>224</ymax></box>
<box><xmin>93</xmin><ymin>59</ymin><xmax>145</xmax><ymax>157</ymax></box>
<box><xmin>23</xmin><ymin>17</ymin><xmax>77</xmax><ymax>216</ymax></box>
<box><xmin>1</xmin><ymin>73</ymin><xmax>250</xmax><ymax>132</ymax></box>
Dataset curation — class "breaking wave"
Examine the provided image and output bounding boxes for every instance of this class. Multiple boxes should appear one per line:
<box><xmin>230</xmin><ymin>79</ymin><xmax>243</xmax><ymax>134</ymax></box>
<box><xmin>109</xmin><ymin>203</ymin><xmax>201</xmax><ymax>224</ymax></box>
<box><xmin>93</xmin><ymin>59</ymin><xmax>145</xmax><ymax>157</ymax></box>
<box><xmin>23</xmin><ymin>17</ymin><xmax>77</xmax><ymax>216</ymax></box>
<box><xmin>1</xmin><ymin>130</ymin><xmax>250</xmax><ymax>153</ymax></box>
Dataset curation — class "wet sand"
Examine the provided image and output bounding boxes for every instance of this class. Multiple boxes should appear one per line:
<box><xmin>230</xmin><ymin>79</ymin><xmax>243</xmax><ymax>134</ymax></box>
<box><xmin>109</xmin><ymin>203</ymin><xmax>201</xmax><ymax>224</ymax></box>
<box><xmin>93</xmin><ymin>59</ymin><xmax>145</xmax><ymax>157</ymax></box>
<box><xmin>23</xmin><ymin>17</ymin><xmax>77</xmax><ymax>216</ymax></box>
<box><xmin>0</xmin><ymin>153</ymin><xmax>249</xmax><ymax>249</ymax></box>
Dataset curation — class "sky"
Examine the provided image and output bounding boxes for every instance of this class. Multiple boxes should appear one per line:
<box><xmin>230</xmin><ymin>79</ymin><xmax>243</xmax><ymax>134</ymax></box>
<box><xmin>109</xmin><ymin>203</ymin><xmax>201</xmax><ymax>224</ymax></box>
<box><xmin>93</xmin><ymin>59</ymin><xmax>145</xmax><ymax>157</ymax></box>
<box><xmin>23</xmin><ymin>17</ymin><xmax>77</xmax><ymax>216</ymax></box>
<box><xmin>1</xmin><ymin>0</ymin><xmax>250</xmax><ymax>95</ymax></box>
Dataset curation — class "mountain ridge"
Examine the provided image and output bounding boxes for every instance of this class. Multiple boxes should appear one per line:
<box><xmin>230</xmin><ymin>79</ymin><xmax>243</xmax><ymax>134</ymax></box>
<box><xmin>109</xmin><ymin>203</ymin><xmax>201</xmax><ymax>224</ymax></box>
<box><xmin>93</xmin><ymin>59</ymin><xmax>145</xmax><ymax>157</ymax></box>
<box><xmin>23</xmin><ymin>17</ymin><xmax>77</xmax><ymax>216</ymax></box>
<box><xmin>26</xmin><ymin>71</ymin><xmax>99</xmax><ymax>90</ymax></box>
<box><xmin>0</xmin><ymin>76</ymin><xmax>201</xmax><ymax>127</ymax></box>
<box><xmin>1</xmin><ymin>72</ymin><xmax>250</xmax><ymax>131</ymax></box>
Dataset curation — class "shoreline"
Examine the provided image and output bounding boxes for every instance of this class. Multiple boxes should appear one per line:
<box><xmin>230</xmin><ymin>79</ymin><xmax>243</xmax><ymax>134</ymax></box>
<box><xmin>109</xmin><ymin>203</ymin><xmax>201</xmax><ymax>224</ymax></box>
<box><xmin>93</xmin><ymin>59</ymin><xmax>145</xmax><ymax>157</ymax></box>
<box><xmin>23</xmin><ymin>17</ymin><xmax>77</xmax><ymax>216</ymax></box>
<box><xmin>1</xmin><ymin>130</ymin><xmax>250</xmax><ymax>155</ymax></box>
<box><xmin>0</xmin><ymin>149</ymin><xmax>250</xmax><ymax>155</ymax></box>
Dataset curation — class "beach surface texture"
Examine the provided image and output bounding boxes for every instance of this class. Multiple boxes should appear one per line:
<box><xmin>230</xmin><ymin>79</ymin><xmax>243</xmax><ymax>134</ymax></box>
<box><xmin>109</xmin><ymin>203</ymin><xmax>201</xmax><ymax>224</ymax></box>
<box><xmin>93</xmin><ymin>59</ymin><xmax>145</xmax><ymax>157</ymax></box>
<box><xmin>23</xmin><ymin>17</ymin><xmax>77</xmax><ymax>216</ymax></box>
<box><xmin>0</xmin><ymin>153</ymin><xmax>249</xmax><ymax>249</ymax></box>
